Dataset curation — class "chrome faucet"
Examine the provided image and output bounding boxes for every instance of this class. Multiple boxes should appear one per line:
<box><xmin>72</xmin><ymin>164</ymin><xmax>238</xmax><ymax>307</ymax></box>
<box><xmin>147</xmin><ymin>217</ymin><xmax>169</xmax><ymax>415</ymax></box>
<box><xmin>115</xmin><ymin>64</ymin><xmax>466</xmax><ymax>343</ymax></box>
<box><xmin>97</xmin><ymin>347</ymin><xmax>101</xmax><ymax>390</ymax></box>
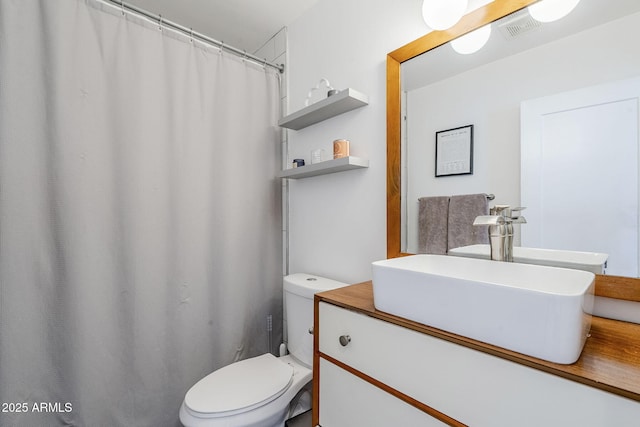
<box><xmin>473</xmin><ymin>205</ymin><xmax>526</xmax><ymax>262</ymax></box>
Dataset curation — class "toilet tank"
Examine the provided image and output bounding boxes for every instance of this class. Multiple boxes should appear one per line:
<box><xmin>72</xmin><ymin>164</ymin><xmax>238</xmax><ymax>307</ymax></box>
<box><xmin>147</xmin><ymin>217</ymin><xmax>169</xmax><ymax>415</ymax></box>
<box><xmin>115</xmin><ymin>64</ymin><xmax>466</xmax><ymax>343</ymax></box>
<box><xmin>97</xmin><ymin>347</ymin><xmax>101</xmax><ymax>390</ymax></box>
<box><xmin>284</xmin><ymin>274</ymin><xmax>348</xmax><ymax>367</ymax></box>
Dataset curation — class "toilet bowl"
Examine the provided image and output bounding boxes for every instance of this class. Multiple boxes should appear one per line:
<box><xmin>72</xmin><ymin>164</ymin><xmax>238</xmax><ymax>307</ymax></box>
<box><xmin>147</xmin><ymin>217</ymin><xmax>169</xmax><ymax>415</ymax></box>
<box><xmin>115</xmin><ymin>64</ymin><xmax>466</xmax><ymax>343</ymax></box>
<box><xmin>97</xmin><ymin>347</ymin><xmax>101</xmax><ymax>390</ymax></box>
<box><xmin>179</xmin><ymin>274</ymin><xmax>348</xmax><ymax>427</ymax></box>
<box><xmin>179</xmin><ymin>354</ymin><xmax>310</xmax><ymax>427</ymax></box>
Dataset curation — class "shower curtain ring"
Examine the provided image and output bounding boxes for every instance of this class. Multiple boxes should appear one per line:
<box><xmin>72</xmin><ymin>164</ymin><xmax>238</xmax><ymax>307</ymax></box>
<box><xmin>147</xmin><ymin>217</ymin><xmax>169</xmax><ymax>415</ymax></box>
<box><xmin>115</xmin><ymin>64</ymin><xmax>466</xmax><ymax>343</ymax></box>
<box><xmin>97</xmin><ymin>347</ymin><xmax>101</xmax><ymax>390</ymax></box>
<box><xmin>120</xmin><ymin>0</ymin><xmax>126</xmax><ymax>16</ymax></box>
<box><xmin>243</xmin><ymin>50</ymin><xmax>247</xmax><ymax>61</ymax></box>
<box><xmin>189</xmin><ymin>28</ymin><xmax>194</xmax><ymax>43</ymax></box>
<box><xmin>158</xmin><ymin>14</ymin><xmax>163</xmax><ymax>30</ymax></box>
<box><xmin>219</xmin><ymin>41</ymin><xmax>224</xmax><ymax>55</ymax></box>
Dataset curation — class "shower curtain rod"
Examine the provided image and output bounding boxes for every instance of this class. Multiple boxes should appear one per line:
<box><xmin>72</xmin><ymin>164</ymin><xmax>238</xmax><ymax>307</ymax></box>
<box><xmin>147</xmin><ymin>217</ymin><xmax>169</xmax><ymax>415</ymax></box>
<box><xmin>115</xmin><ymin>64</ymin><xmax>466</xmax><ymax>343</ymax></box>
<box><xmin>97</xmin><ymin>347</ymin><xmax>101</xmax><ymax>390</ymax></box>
<box><xmin>102</xmin><ymin>0</ymin><xmax>285</xmax><ymax>73</ymax></box>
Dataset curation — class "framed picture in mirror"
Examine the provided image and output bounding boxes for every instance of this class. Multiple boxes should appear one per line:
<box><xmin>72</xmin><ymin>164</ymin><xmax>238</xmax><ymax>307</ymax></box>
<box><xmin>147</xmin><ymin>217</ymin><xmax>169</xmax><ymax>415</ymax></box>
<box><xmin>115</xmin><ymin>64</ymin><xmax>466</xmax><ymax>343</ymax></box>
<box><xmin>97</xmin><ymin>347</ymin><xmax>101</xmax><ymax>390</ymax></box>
<box><xmin>435</xmin><ymin>124</ymin><xmax>474</xmax><ymax>177</ymax></box>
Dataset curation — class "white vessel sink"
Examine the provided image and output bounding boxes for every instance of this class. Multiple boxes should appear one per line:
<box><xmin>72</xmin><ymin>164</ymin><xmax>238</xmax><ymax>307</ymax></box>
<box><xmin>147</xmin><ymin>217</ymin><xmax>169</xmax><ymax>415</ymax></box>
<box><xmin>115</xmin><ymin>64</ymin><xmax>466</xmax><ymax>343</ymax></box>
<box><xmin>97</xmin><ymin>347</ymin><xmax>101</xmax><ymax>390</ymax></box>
<box><xmin>371</xmin><ymin>255</ymin><xmax>595</xmax><ymax>364</ymax></box>
<box><xmin>448</xmin><ymin>244</ymin><xmax>608</xmax><ymax>274</ymax></box>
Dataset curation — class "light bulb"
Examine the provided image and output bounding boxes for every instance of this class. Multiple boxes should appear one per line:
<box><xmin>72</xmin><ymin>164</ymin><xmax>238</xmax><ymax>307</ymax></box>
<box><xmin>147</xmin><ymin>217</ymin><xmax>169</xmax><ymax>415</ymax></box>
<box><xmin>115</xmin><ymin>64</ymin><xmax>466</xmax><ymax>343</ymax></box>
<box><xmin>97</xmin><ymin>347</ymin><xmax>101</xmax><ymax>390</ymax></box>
<box><xmin>422</xmin><ymin>0</ymin><xmax>468</xmax><ymax>31</ymax></box>
<box><xmin>528</xmin><ymin>0</ymin><xmax>581</xmax><ymax>23</ymax></box>
<box><xmin>451</xmin><ymin>24</ymin><xmax>491</xmax><ymax>54</ymax></box>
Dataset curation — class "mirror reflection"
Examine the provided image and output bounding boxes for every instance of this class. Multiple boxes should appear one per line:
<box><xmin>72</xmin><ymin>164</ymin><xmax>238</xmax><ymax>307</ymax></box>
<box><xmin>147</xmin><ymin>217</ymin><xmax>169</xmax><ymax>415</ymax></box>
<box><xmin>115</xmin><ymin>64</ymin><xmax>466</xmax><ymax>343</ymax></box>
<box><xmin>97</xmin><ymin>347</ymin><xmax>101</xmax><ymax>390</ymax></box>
<box><xmin>401</xmin><ymin>0</ymin><xmax>640</xmax><ymax>277</ymax></box>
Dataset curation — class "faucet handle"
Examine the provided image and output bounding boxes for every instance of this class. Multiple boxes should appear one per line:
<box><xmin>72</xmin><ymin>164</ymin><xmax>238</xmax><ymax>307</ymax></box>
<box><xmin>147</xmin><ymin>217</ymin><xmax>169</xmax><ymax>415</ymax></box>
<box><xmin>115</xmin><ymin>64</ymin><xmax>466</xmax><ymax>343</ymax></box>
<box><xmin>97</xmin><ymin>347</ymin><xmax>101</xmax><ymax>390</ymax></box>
<box><xmin>509</xmin><ymin>207</ymin><xmax>526</xmax><ymax>223</ymax></box>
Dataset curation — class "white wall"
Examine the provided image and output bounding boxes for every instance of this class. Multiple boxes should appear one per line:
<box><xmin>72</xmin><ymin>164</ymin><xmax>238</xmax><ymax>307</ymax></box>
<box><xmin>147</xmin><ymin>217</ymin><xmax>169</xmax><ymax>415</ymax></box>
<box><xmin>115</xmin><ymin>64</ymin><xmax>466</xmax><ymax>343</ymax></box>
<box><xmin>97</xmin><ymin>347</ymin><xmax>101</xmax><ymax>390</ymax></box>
<box><xmin>404</xmin><ymin>12</ymin><xmax>640</xmax><ymax>253</ymax></box>
<box><xmin>284</xmin><ymin>0</ymin><xmax>427</xmax><ymax>284</ymax></box>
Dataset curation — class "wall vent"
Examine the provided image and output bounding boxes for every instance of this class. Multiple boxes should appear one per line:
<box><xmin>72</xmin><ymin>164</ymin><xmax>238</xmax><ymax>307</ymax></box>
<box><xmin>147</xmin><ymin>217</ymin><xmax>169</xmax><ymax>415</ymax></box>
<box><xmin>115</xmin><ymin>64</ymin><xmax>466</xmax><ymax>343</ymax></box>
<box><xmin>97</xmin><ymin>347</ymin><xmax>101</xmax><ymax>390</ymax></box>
<box><xmin>498</xmin><ymin>10</ymin><xmax>543</xmax><ymax>40</ymax></box>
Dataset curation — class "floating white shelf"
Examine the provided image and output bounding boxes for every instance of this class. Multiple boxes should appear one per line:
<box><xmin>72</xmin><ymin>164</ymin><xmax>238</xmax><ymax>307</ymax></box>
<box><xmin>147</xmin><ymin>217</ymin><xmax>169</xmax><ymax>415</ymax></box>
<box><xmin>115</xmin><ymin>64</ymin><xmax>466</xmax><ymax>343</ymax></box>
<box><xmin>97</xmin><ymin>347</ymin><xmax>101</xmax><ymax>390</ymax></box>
<box><xmin>278</xmin><ymin>156</ymin><xmax>369</xmax><ymax>179</ymax></box>
<box><xmin>278</xmin><ymin>88</ymin><xmax>369</xmax><ymax>130</ymax></box>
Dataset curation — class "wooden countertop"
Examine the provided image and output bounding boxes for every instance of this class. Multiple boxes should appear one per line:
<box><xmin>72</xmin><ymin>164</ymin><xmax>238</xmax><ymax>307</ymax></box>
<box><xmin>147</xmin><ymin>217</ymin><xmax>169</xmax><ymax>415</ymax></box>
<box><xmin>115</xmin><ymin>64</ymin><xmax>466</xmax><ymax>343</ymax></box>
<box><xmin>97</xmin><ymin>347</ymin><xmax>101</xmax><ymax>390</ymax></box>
<box><xmin>316</xmin><ymin>281</ymin><xmax>640</xmax><ymax>402</ymax></box>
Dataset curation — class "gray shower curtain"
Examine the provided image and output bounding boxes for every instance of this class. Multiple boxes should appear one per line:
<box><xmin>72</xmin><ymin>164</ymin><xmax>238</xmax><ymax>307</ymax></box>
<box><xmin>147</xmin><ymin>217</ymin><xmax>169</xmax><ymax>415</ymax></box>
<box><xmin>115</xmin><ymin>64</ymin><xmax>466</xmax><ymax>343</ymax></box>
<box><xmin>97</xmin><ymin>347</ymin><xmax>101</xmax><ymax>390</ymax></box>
<box><xmin>0</xmin><ymin>1</ymin><xmax>282</xmax><ymax>426</ymax></box>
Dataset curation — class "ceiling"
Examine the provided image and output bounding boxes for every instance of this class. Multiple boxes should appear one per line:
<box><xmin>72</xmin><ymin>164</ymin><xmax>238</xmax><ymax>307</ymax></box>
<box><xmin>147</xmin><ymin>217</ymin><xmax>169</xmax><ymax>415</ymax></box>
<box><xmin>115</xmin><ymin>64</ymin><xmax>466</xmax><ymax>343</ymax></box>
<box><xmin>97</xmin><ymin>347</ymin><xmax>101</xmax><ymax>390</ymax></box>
<box><xmin>125</xmin><ymin>0</ymin><xmax>321</xmax><ymax>54</ymax></box>
<box><xmin>403</xmin><ymin>0</ymin><xmax>640</xmax><ymax>90</ymax></box>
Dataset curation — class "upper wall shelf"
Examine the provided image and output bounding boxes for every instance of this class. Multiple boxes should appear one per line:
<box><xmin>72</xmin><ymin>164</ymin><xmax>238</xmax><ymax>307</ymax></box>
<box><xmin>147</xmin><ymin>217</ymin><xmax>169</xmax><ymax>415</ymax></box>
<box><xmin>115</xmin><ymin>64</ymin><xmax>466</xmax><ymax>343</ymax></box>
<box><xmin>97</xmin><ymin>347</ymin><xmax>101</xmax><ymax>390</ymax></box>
<box><xmin>278</xmin><ymin>88</ymin><xmax>369</xmax><ymax>130</ymax></box>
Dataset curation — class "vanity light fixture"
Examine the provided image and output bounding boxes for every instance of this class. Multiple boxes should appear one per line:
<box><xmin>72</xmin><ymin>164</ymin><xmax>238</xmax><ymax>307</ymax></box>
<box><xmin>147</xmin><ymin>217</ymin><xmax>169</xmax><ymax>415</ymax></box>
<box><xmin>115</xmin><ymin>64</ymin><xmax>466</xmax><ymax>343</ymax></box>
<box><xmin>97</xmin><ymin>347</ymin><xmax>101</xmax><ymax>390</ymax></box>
<box><xmin>528</xmin><ymin>0</ymin><xmax>581</xmax><ymax>23</ymax></box>
<box><xmin>422</xmin><ymin>0</ymin><xmax>468</xmax><ymax>31</ymax></box>
<box><xmin>451</xmin><ymin>24</ymin><xmax>492</xmax><ymax>54</ymax></box>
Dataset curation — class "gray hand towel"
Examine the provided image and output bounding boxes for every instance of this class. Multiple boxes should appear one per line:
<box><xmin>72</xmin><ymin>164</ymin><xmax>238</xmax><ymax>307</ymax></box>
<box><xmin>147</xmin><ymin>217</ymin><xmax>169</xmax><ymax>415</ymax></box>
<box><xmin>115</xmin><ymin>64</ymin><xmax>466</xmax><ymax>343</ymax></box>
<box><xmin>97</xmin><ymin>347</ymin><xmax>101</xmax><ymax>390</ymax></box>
<box><xmin>418</xmin><ymin>196</ymin><xmax>450</xmax><ymax>254</ymax></box>
<box><xmin>448</xmin><ymin>194</ymin><xmax>489</xmax><ymax>251</ymax></box>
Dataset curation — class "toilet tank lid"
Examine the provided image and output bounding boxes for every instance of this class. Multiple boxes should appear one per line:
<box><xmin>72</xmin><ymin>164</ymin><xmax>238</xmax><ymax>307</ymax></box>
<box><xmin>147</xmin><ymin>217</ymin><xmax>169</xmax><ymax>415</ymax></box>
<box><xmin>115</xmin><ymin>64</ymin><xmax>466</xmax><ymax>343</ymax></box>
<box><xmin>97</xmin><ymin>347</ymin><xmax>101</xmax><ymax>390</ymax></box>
<box><xmin>184</xmin><ymin>354</ymin><xmax>293</xmax><ymax>416</ymax></box>
<box><xmin>284</xmin><ymin>273</ymin><xmax>349</xmax><ymax>299</ymax></box>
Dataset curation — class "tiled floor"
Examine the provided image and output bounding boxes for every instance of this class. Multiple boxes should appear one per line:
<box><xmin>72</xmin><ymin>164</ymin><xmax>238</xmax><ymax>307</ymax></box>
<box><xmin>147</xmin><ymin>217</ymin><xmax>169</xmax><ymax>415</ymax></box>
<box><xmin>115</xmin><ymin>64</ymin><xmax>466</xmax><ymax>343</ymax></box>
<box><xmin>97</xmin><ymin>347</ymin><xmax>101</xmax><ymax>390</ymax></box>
<box><xmin>285</xmin><ymin>409</ymin><xmax>312</xmax><ymax>427</ymax></box>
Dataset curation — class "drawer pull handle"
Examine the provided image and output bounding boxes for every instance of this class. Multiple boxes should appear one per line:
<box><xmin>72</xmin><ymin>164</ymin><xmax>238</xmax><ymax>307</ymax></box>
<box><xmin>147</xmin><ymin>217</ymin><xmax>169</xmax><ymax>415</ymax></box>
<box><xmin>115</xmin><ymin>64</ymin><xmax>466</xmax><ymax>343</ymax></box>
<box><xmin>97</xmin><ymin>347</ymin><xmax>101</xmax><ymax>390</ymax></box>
<box><xmin>339</xmin><ymin>335</ymin><xmax>351</xmax><ymax>347</ymax></box>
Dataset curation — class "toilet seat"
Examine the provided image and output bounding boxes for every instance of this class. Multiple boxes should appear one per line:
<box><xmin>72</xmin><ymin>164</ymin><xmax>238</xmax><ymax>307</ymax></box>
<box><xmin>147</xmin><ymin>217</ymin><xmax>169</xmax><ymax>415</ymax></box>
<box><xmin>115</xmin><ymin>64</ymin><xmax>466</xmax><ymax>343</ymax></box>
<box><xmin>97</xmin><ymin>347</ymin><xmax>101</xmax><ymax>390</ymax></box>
<box><xmin>183</xmin><ymin>353</ymin><xmax>294</xmax><ymax>418</ymax></box>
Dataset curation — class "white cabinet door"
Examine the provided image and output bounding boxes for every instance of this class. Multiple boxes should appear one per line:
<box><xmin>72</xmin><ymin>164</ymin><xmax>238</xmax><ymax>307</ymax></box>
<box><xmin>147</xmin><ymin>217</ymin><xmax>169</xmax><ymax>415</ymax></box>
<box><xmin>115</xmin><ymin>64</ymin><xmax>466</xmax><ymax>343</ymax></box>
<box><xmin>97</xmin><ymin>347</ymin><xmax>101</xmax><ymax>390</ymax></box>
<box><xmin>319</xmin><ymin>359</ymin><xmax>447</xmax><ymax>427</ymax></box>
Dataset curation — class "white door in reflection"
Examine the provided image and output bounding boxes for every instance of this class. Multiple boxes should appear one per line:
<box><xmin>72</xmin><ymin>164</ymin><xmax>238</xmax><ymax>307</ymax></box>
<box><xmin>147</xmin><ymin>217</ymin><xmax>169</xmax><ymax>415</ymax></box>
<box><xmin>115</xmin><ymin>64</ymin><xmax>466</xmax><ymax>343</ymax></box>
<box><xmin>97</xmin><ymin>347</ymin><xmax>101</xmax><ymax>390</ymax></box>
<box><xmin>521</xmin><ymin>77</ymin><xmax>640</xmax><ymax>277</ymax></box>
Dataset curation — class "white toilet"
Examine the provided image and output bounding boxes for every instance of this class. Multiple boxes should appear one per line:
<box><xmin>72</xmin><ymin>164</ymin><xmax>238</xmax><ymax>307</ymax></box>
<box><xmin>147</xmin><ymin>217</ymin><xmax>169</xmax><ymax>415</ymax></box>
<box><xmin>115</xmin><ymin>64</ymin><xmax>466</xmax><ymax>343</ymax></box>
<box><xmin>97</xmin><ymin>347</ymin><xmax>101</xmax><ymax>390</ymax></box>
<box><xmin>179</xmin><ymin>273</ymin><xmax>348</xmax><ymax>427</ymax></box>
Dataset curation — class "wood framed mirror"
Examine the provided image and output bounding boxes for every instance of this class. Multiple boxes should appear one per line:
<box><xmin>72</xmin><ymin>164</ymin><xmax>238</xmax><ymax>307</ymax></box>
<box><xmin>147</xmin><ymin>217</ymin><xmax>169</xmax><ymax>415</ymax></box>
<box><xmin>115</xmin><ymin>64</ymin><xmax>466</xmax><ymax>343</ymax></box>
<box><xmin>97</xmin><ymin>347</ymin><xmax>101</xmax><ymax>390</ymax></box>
<box><xmin>386</xmin><ymin>0</ymin><xmax>640</xmax><ymax>300</ymax></box>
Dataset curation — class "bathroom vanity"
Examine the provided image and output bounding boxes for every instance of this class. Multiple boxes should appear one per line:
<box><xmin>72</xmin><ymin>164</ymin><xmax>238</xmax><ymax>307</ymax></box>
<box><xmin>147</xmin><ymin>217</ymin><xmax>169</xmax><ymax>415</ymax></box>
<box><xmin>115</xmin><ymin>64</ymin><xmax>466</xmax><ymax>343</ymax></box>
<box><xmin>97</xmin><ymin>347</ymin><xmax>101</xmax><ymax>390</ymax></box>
<box><xmin>361</xmin><ymin>0</ymin><xmax>640</xmax><ymax>423</ymax></box>
<box><xmin>312</xmin><ymin>282</ymin><xmax>640</xmax><ymax>427</ymax></box>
